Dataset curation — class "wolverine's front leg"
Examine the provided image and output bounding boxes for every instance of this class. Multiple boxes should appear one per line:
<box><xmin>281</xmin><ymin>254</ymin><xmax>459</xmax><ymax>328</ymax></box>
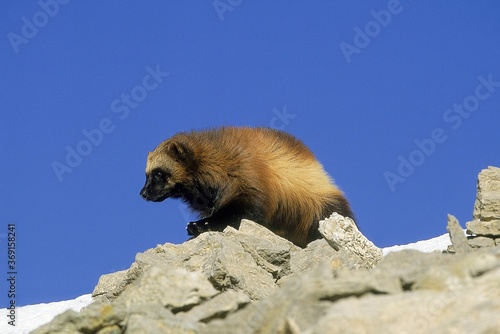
<box><xmin>186</xmin><ymin>199</ymin><xmax>266</xmax><ymax>237</ymax></box>
<box><xmin>186</xmin><ymin>218</ymin><xmax>212</xmax><ymax>236</ymax></box>
<box><xmin>186</xmin><ymin>203</ymin><xmax>249</xmax><ymax>236</ymax></box>
<box><xmin>186</xmin><ymin>215</ymin><xmax>241</xmax><ymax>236</ymax></box>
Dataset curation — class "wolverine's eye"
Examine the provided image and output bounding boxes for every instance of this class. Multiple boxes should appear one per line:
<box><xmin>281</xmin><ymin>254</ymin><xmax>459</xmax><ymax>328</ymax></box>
<box><xmin>153</xmin><ymin>171</ymin><xmax>163</xmax><ymax>180</ymax></box>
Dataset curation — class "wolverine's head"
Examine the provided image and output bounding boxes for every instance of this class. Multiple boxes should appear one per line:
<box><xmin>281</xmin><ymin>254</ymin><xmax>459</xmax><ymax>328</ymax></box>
<box><xmin>140</xmin><ymin>139</ymin><xmax>195</xmax><ymax>202</ymax></box>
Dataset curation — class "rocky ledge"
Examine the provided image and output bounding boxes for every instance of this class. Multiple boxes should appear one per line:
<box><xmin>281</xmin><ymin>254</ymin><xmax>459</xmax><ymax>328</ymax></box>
<box><xmin>33</xmin><ymin>167</ymin><xmax>500</xmax><ymax>334</ymax></box>
<box><xmin>467</xmin><ymin>166</ymin><xmax>500</xmax><ymax>248</ymax></box>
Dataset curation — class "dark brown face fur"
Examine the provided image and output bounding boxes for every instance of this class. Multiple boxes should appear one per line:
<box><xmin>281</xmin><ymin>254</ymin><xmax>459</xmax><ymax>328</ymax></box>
<box><xmin>140</xmin><ymin>138</ymin><xmax>222</xmax><ymax>218</ymax></box>
<box><xmin>140</xmin><ymin>140</ymin><xmax>191</xmax><ymax>202</ymax></box>
<box><xmin>140</xmin><ymin>167</ymin><xmax>178</xmax><ymax>202</ymax></box>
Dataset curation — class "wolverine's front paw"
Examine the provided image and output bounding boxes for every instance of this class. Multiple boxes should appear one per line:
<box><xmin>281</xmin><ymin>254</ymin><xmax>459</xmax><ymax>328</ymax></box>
<box><xmin>186</xmin><ymin>221</ymin><xmax>210</xmax><ymax>236</ymax></box>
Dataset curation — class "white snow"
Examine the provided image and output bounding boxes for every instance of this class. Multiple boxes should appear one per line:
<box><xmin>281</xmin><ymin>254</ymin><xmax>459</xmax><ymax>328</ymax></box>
<box><xmin>1</xmin><ymin>294</ymin><xmax>93</xmax><ymax>334</ymax></box>
<box><xmin>381</xmin><ymin>232</ymin><xmax>452</xmax><ymax>256</ymax></box>
<box><xmin>0</xmin><ymin>232</ymin><xmax>453</xmax><ymax>333</ymax></box>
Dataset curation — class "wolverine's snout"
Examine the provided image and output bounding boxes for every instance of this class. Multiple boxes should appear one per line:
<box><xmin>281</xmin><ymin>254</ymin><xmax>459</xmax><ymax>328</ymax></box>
<box><xmin>140</xmin><ymin>175</ymin><xmax>172</xmax><ymax>202</ymax></box>
<box><xmin>140</xmin><ymin>185</ymin><xmax>163</xmax><ymax>202</ymax></box>
<box><xmin>140</xmin><ymin>176</ymin><xmax>155</xmax><ymax>201</ymax></box>
<box><xmin>140</xmin><ymin>186</ymin><xmax>150</xmax><ymax>200</ymax></box>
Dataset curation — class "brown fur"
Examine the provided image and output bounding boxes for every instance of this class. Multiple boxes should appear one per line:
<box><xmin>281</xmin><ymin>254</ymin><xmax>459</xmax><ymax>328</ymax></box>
<box><xmin>140</xmin><ymin>127</ymin><xmax>354</xmax><ymax>247</ymax></box>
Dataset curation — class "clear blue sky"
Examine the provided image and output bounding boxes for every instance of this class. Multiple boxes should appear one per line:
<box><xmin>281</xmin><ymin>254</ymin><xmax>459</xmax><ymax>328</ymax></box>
<box><xmin>1</xmin><ymin>1</ymin><xmax>499</xmax><ymax>307</ymax></box>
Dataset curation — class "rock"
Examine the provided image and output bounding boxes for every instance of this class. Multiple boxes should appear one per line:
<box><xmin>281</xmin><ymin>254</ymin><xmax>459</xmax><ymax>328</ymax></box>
<box><xmin>318</xmin><ymin>212</ymin><xmax>383</xmax><ymax>268</ymax></box>
<box><xmin>177</xmin><ymin>290</ymin><xmax>250</xmax><ymax>323</ymax></box>
<box><xmin>97</xmin><ymin>325</ymin><xmax>122</xmax><ymax>334</ymax></box>
<box><xmin>204</xmin><ymin>263</ymin><xmax>342</xmax><ymax>334</ymax></box>
<box><xmin>235</xmin><ymin>219</ymin><xmax>296</xmax><ymax>248</ymax></box>
<box><xmin>31</xmin><ymin>310</ymin><xmax>80</xmax><ymax>334</ymax></box>
<box><xmin>474</xmin><ymin>166</ymin><xmax>500</xmax><ymax>221</ymax></box>
<box><xmin>446</xmin><ymin>214</ymin><xmax>470</xmax><ymax>254</ymax></box>
<box><xmin>412</xmin><ymin>249</ymin><xmax>500</xmax><ymax>291</ymax></box>
<box><xmin>457</xmin><ymin>166</ymin><xmax>500</xmax><ymax>249</ymax></box>
<box><xmin>116</xmin><ymin>266</ymin><xmax>218</xmax><ymax>312</ymax></box>
<box><xmin>91</xmin><ymin>218</ymin><xmax>378</xmax><ymax>309</ymax></box>
<box><xmin>372</xmin><ymin>250</ymin><xmax>453</xmax><ymax>289</ymax></box>
<box><xmin>92</xmin><ymin>262</ymin><xmax>144</xmax><ymax>302</ymax></box>
<box><xmin>476</xmin><ymin>193</ymin><xmax>500</xmax><ymax>221</ymax></box>
<box><xmin>122</xmin><ymin>303</ymin><xmax>201</xmax><ymax>334</ymax></box>
<box><xmin>37</xmin><ymin>246</ymin><xmax>500</xmax><ymax>333</ymax></box>
<box><xmin>467</xmin><ymin>235</ymin><xmax>496</xmax><ymax>248</ymax></box>
<box><xmin>32</xmin><ymin>302</ymin><xmax>129</xmax><ymax>334</ymax></box>
<box><xmin>33</xmin><ymin>166</ymin><xmax>500</xmax><ymax>333</ymax></box>
<box><xmin>93</xmin><ymin>221</ymin><xmax>293</xmax><ymax>303</ymax></box>
<box><xmin>288</xmin><ymin>239</ymin><xmax>338</xmax><ymax>275</ymax></box>
<box><xmin>224</xmin><ymin>222</ymin><xmax>294</xmax><ymax>280</ymax></box>
<box><xmin>205</xmin><ymin>247</ymin><xmax>500</xmax><ymax>333</ymax></box>
<box><xmin>184</xmin><ymin>232</ymin><xmax>277</xmax><ymax>301</ymax></box>
<box><xmin>324</xmin><ymin>249</ymin><xmax>500</xmax><ymax>333</ymax></box>
<box><xmin>36</xmin><ymin>240</ymin><xmax>500</xmax><ymax>334</ymax></box>
<box><xmin>309</xmin><ymin>261</ymin><xmax>500</xmax><ymax>334</ymax></box>
<box><xmin>466</xmin><ymin>219</ymin><xmax>500</xmax><ymax>237</ymax></box>
<box><xmin>92</xmin><ymin>269</ymin><xmax>128</xmax><ymax>302</ymax></box>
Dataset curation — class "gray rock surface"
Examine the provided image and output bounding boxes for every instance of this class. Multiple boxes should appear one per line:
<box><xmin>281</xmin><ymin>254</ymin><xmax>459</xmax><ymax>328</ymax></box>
<box><xmin>319</xmin><ymin>212</ymin><xmax>383</xmax><ymax>268</ymax></box>
<box><xmin>32</xmin><ymin>167</ymin><xmax>500</xmax><ymax>334</ymax></box>
<box><xmin>309</xmin><ymin>260</ymin><xmax>500</xmax><ymax>334</ymax></box>
<box><xmin>465</xmin><ymin>166</ymin><xmax>500</xmax><ymax>248</ymax></box>
<box><xmin>204</xmin><ymin>248</ymin><xmax>500</xmax><ymax>334</ymax></box>
<box><xmin>467</xmin><ymin>219</ymin><xmax>500</xmax><ymax>237</ymax></box>
<box><xmin>116</xmin><ymin>266</ymin><xmax>218</xmax><ymax>312</ymax></box>
<box><xmin>447</xmin><ymin>214</ymin><xmax>471</xmax><ymax>254</ymax></box>
<box><xmin>467</xmin><ymin>235</ymin><xmax>496</xmax><ymax>248</ymax></box>
<box><xmin>474</xmin><ymin>166</ymin><xmax>500</xmax><ymax>221</ymax></box>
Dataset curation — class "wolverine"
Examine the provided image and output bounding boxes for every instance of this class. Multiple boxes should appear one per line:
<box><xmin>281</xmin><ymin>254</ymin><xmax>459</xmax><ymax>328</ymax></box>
<box><xmin>140</xmin><ymin>126</ymin><xmax>354</xmax><ymax>247</ymax></box>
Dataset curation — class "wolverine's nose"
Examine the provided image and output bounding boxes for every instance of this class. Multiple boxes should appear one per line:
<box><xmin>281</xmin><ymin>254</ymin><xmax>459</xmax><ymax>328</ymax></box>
<box><xmin>140</xmin><ymin>187</ymin><xmax>149</xmax><ymax>200</ymax></box>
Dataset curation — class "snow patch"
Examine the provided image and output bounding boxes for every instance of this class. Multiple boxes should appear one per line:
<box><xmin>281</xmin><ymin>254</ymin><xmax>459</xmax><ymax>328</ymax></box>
<box><xmin>382</xmin><ymin>232</ymin><xmax>451</xmax><ymax>256</ymax></box>
<box><xmin>1</xmin><ymin>294</ymin><xmax>93</xmax><ymax>334</ymax></box>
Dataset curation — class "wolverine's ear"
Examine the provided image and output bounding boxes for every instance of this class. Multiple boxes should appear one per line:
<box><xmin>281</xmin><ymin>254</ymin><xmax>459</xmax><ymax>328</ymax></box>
<box><xmin>167</xmin><ymin>141</ymin><xmax>193</xmax><ymax>163</ymax></box>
